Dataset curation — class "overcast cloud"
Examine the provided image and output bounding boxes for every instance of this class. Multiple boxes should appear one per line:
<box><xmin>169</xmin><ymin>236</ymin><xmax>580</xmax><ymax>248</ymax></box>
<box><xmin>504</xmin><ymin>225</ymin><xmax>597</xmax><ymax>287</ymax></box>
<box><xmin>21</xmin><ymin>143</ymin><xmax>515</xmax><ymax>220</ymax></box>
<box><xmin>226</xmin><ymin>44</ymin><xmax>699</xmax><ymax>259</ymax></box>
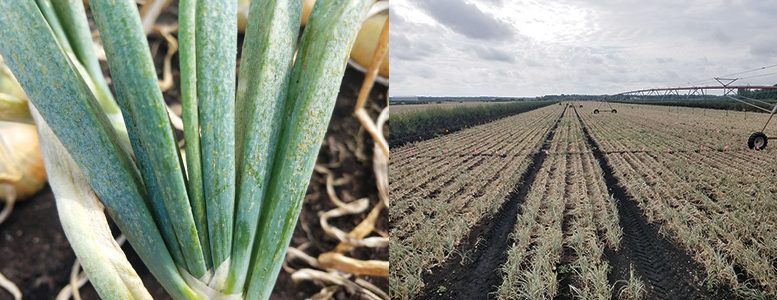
<box><xmin>391</xmin><ymin>0</ymin><xmax>777</xmax><ymax>96</ymax></box>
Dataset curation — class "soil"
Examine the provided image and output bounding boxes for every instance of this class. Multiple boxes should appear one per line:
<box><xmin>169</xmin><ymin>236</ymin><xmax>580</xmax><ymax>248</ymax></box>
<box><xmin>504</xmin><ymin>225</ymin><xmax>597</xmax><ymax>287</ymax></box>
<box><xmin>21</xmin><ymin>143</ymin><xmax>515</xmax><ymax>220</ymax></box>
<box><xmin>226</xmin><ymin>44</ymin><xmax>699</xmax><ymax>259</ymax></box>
<box><xmin>572</xmin><ymin>106</ymin><xmax>732</xmax><ymax>299</ymax></box>
<box><xmin>555</xmin><ymin>154</ymin><xmax>579</xmax><ymax>300</ymax></box>
<box><xmin>418</xmin><ymin>107</ymin><xmax>566</xmax><ymax>300</ymax></box>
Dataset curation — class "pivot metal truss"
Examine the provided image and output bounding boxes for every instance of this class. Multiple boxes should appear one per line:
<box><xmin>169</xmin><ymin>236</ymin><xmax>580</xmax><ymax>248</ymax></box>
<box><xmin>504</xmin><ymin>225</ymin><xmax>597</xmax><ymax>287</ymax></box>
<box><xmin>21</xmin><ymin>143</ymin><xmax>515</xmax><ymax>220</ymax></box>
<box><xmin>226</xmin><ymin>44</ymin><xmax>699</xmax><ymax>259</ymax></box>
<box><xmin>611</xmin><ymin>79</ymin><xmax>777</xmax><ymax>150</ymax></box>
<box><xmin>617</xmin><ymin>85</ymin><xmax>777</xmax><ymax>98</ymax></box>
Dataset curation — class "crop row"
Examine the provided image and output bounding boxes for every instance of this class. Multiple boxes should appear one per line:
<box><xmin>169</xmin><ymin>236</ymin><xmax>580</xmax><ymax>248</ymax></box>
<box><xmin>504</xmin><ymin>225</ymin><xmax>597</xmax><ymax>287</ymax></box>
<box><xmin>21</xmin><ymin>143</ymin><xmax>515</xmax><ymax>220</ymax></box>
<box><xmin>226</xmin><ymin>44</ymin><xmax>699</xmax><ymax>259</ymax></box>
<box><xmin>391</xmin><ymin>106</ymin><xmax>559</xmax><ymax>227</ymax></box>
<box><xmin>580</xmin><ymin>104</ymin><xmax>777</xmax><ymax>297</ymax></box>
<box><xmin>389</xmin><ymin>105</ymin><xmax>562</xmax><ymax>299</ymax></box>
<box><xmin>586</xmin><ymin>103</ymin><xmax>773</xmax><ymax>151</ymax></box>
<box><xmin>497</xmin><ymin>107</ymin><xmax>626</xmax><ymax>299</ymax></box>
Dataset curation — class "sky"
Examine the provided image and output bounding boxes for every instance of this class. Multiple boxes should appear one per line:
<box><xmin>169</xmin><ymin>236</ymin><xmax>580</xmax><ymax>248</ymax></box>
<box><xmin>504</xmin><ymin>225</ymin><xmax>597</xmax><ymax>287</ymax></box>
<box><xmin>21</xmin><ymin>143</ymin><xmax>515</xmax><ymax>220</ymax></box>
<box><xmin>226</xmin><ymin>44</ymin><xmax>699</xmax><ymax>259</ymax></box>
<box><xmin>390</xmin><ymin>0</ymin><xmax>777</xmax><ymax>97</ymax></box>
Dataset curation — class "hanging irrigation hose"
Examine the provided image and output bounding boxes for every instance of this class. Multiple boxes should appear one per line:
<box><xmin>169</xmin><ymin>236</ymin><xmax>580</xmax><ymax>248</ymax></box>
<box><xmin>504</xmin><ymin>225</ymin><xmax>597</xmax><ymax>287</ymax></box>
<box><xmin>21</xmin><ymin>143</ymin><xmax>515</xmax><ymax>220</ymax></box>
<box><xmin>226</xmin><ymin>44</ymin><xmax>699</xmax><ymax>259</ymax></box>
<box><xmin>682</xmin><ymin>63</ymin><xmax>777</xmax><ymax>86</ymax></box>
<box><xmin>720</xmin><ymin>63</ymin><xmax>777</xmax><ymax>79</ymax></box>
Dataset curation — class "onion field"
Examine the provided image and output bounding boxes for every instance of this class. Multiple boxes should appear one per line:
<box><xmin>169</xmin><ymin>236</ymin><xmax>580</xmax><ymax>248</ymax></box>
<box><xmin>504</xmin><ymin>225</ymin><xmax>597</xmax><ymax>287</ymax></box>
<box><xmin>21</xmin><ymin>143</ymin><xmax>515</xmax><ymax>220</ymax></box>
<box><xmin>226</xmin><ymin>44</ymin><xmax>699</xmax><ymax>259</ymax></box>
<box><xmin>390</xmin><ymin>102</ymin><xmax>777</xmax><ymax>299</ymax></box>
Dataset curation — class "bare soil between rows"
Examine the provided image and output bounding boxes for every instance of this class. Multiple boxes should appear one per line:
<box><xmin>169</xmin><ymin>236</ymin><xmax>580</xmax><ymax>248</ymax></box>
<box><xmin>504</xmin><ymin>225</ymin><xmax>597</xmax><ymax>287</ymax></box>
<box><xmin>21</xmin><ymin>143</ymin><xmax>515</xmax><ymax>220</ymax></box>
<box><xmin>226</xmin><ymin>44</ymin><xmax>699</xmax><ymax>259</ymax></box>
<box><xmin>418</xmin><ymin>106</ymin><xmax>567</xmax><ymax>300</ymax></box>
<box><xmin>573</xmin><ymin>106</ymin><xmax>732</xmax><ymax>299</ymax></box>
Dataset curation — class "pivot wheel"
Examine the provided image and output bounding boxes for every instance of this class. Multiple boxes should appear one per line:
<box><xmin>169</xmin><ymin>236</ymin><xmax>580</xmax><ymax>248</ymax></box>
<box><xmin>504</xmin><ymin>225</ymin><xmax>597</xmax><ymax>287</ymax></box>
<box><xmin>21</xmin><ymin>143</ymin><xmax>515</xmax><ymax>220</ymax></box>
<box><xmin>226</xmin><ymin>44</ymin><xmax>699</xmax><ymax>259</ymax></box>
<box><xmin>611</xmin><ymin>109</ymin><xmax>618</xmax><ymax>113</ymax></box>
<box><xmin>748</xmin><ymin>132</ymin><xmax>768</xmax><ymax>150</ymax></box>
<box><xmin>579</xmin><ymin>105</ymin><xmax>583</xmax><ymax>108</ymax></box>
<box><xmin>593</xmin><ymin>109</ymin><xmax>599</xmax><ymax>114</ymax></box>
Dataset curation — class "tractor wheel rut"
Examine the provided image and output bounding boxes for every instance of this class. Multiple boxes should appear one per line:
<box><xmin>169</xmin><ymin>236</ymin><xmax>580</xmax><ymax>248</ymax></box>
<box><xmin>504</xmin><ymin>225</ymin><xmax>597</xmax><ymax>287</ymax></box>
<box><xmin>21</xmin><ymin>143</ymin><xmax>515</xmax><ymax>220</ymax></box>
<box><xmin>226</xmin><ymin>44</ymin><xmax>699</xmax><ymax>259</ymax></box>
<box><xmin>572</xmin><ymin>106</ymin><xmax>729</xmax><ymax>299</ymax></box>
<box><xmin>418</xmin><ymin>106</ymin><xmax>567</xmax><ymax>300</ymax></box>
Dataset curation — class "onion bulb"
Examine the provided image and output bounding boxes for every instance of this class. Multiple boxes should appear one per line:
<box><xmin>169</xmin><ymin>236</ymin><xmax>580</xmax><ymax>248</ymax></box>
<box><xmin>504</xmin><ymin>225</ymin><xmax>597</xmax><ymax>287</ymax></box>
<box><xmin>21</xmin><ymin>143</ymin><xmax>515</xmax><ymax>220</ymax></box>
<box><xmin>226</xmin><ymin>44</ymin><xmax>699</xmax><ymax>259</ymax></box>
<box><xmin>0</xmin><ymin>67</ymin><xmax>24</xmax><ymax>99</ymax></box>
<box><xmin>0</xmin><ymin>122</ymin><xmax>47</xmax><ymax>201</ymax></box>
<box><xmin>350</xmin><ymin>12</ymin><xmax>389</xmax><ymax>79</ymax></box>
<box><xmin>0</xmin><ymin>62</ymin><xmax>31</xmax><ymax>124</ymax></box>
<box><xmin>234</xmin><ymin>0</ymin><xmax>391</xmax><ymax>80</ymax></box>
<box><xmin>237</xmin><ymin>0</ymin><xmax>251</xmax><ymax>33</ymax></box>
<box><xmin>301</xmin><ymin>0</ymin><xmax>316</xmax><ymax>26</ymax></box>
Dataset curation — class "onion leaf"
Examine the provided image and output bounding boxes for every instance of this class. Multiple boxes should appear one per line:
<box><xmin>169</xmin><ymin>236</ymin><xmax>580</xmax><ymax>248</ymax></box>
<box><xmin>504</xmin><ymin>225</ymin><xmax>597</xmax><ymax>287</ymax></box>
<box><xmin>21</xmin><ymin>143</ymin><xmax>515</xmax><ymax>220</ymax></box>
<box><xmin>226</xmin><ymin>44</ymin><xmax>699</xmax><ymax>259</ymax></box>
<box><xmin>227</xmin><ymin>0</ymin><xmax>302</xmax><ymax>293</ymax></box>
<box><xmin>195</xmin><ymin>0</ymin><xmax>238</xmax><ymax>276</ymax></box>
<box><xmin>90</xmin><ymin>0</ymin><xmax>208</xmax><ymax>278</ymax></box>
<box><xmin>245</xmin><ymin>1</ymin><xmax>373</xmax><ymax>298</ymax></box>
<box><xmin>0</xmin><ymin>2</ymin><xmax>197</xmax><ymax>298</ymax></box>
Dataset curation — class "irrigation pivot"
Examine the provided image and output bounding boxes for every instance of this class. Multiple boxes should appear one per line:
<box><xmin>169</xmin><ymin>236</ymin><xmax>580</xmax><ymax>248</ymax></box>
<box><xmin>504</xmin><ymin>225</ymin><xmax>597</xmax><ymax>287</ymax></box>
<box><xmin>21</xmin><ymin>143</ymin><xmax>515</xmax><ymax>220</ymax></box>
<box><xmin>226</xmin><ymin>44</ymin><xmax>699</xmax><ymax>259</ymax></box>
<box><xmin>593</xmin><ymin>97</ymin><xmax>617</xmax><ymax>114</ymax></box>
<box><xmin>616</xmin><ymin>81</ymin><xmax>777</xmax><ymax>150</ymax></box>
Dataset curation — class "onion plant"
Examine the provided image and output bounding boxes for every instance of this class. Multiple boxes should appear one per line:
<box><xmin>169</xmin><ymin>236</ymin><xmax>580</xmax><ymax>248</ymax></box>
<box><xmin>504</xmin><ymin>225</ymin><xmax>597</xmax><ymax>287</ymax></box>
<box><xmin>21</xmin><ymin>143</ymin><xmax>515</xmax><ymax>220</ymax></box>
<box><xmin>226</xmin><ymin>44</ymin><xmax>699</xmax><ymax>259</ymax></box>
<box><xmin>0</xmin><ymin>0</ymin><xmax>372</xmax><ymax>298</ymax></box>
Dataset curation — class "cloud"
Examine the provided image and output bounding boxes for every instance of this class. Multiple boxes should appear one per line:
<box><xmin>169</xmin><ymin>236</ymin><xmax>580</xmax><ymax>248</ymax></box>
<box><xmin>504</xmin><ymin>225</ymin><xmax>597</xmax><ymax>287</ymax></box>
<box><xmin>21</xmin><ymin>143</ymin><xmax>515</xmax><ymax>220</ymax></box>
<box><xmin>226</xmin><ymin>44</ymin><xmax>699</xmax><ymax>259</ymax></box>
<box><xmin>391</xmin><ymin>0</ymin><xmax>777</xmax><ymax>96</ymax></box>
<box><xmin>414</xmin><ymin>0</ymin><xmax>515</xmax><ymax>41</ymax></box>
<box><xmin>472</xmin><ymin>46</ymin><xmax>515</xmax><ymax>62</ymax></box>
<box><xmin>416</xmin><ymin>67</ymin><xmax>436</xmax><ymax>79</ymax></box>
<box><xmin>483</xmin><ymin>0</ymin><xmax>505</xmax><ymax>7</ymax></box>
<box><xmin>710</xmin><ymin>28</ymin><xmax>731</xmax><ymax>44</ymax></box>
<box><xmin>389</xmin><ymin>7</ymin><xmax>442</xmax><ymax>62</ymax></box>
<box><xmin>750</xmin><ymin>38</ymin><xmax>777</xmax><ymax>57</ymax></box>
<box><xmin>391</xmin><ymin>33</ymin><xmax>434</xmax><ymax>61</ymax></box>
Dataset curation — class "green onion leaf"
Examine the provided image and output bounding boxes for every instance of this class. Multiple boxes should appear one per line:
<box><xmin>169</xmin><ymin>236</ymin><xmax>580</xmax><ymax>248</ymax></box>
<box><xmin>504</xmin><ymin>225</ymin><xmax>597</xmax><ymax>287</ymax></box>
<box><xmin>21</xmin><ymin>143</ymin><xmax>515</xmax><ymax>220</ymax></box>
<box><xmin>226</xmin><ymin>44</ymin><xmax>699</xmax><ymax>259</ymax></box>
<box><xmin>90</xmin><ymin>0</ymin><xmax>208</xmax><ymax>278</ymax></box>
<box><xmin>245</xmin><ymin>1</ymin><xmax>372</xmax><ymax>298</ymax></box>
<box><xmin>195</xmin><ymin>0</ymin><xmax>238</xmax><ymax>276</ymax></box>
<box><xmin>0</xmin><ymin>2</ymin><xmax>197</xmax><ymax>298</ymax></box>
<box><xmin>226</xmin><ymin>0</ymin><xmax>302</xmax><ymax>293</ymax></box>
<box><xmin>179</xmin><ymin>0</ymin><xmax>213</xmax><ymax>272</ymax></box>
